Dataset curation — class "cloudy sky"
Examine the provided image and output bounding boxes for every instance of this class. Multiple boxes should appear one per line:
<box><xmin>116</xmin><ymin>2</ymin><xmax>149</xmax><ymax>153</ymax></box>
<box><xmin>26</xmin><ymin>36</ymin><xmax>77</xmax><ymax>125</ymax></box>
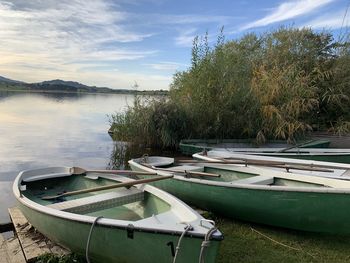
<box><xmin>0</xmin><ymin>0</ymin><xmax>349</xmax><ymax>90</ymax></box>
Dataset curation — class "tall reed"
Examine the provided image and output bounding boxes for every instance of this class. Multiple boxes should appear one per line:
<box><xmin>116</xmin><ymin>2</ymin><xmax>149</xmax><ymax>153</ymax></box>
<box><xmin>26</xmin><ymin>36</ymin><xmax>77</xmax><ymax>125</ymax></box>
<box><xmin>110</xmin><ymin>27</ymin><xmax>350</xmax><ymax>148</ymax></box>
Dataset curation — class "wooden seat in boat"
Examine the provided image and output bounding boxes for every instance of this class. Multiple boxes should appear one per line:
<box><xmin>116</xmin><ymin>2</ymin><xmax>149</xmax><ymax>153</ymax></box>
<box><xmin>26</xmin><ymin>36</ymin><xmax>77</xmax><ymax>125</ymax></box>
<box><xmin>233</xmin><ymin>175</ymin><xmax>274</xmax><ymax>185</ymax></box>
<box><xmin>47</xmin><ymin>188</ymin><xmax>144</xmax><ymax>214</ymax></box>
<box><xmin>163</xmin><ymin>165</ymin><xmax>204</xmax><ymax>172</ymax></box>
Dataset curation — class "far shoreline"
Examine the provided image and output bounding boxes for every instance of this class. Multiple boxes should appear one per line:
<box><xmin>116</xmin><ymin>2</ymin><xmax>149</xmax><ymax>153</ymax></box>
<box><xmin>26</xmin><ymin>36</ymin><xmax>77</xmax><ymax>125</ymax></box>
<box><xmin>0</xmin><ymin>88</ymin><xmax>169</xmax><ymax>96</ymax></box>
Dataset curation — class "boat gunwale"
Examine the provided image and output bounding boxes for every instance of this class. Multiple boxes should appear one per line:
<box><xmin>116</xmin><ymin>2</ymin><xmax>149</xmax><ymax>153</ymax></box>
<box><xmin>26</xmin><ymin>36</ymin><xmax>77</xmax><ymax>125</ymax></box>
<box><xmin>129</xmin><ymin>159</ymin><xmax>350</xmax><ymax>194</ymax></box>
<box><xmin>179</xmin><ymin>138</ymin><xmax>330</xmax><ymax>146</ymax></box>
<box><xmin>13</xmin><ymin>168</ymin><xmax>223</xmax><ymax>240</ymax></box>
<box><xmin>192</xmin><ymin>152</ymin><xmax>350</xmax><ymax>179</ymax></box>
<box><xmin>222</xmin><ymin>149</ymin><xmax>350</xmax><ymax>155</ymax></box>
<box><xmin>195</xmin><ymin>151</ymin><xmax>350</xmax><ymax>170</ymax></box>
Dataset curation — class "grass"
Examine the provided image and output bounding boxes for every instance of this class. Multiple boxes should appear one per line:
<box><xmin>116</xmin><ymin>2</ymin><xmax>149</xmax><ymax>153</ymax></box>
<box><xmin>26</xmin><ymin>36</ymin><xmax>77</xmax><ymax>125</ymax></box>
<box><xmin>215</xmin><ymin>215</ymin><xmax>350</xmax><ymax>263</ymax></box>
<box><xmin>35</xmin><ymin>253</ymin><xmax>84</xmax><ymax>263</ymax></box>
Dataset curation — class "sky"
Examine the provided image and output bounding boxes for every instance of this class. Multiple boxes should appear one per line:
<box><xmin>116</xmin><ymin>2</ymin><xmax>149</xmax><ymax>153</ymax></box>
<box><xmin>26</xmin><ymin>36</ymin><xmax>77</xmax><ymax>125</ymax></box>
<box><xmin>0</xmin><ymin>0</ymin><xmax>349</xmax><ymax>90</ymax></box>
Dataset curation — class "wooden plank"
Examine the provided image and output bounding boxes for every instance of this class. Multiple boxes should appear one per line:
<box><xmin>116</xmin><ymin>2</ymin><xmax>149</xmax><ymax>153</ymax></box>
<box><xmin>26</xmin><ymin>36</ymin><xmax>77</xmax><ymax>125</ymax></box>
<box><xmin>0</xmin><ymin>234</ymin><xmax>11</xmax><ymax>263</ymax></box>
<box><xmin>8</xmin><ymin>207</ymin><xmax>70</xmax><ymax>262</ymax></box>
<box><xmin>0</xmin><ymin>233</ymin><xmax>26</xmax><ymax>263</ymax></box>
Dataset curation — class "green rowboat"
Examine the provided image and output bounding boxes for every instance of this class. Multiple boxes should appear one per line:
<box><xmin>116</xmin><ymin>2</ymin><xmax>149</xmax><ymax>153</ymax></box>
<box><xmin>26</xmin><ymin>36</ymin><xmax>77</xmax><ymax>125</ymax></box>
<box><xmin>129</xmin><ymin>156</ymin><xmax>350</xmax><ymax>234</ymax></box>
<box><xmin>179</xmin><ymin>139</ymin><xmax>331</xmax><ymax>155</ymax></box>
<box><xmin>13</xmin><ymin>167</ymin><xmax>223</xmax><ymax>263</ymax></box>
<box><xmin>193</xmin><ymin>151</ymin><xmax>350</xmax><ymax>179</ymax></box>
<box><xmin>220</xmin><ymin>148</ymin><xmax>350</xmax><ymax>163</ymax></box>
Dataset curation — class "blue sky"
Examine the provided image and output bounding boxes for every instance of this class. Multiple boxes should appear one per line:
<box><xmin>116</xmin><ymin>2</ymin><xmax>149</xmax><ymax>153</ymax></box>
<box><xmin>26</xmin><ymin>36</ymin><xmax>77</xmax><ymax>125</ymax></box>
<box><xmin>0</xmin><ymin>0</ymin><xmax>349</xmax><ymax>90</ymax></box>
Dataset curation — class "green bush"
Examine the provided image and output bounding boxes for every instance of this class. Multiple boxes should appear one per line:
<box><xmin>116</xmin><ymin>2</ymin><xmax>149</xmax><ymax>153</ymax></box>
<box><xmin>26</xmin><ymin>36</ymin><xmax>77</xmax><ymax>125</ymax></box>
<box><xmin>110</xmin><ymin>27</ymin><xmax>350</xmax><ymax>148</ymax></box>
<box><xmin>109</xmin><ymin>97</ymin><xmax>189</xmax><ymax>148</ymax></box>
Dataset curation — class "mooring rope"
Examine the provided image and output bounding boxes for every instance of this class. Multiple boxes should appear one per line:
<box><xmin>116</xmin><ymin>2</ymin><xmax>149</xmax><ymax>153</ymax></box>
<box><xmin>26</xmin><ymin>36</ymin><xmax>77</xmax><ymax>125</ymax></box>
<box><xmin>250</xmin><ymin>226</ymin><xmax>316</xmax><ymax>259</ymax></box>
<box><xmin>86</xmin><ymin>216</ymin><xmax>103</xmax><ymax>263</ymax></box>
<box><xmin>198</xmin><ymin>226</ymin><xmax>218</xmax><ymax>263</ymax></box>
<box><xmin>173</xmin><ymin>224</ymin><xmax>193</xmax><ymax>263</ymax></box>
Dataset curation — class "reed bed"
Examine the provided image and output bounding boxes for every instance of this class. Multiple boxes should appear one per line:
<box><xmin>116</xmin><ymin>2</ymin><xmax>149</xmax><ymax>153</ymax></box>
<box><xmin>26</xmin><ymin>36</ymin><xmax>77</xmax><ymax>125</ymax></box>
<box><xmin>110</xmin><ymin>27</ymin><xmax>350</xmax><ymax>148</ymax></box>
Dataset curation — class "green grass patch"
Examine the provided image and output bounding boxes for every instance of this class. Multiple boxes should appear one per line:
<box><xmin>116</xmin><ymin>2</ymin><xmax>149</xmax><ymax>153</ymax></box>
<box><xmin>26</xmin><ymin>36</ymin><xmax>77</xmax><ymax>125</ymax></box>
<box><xmin>215</xmin><ymin>216</ymin><xmax>350</xmax><ymax>263</ymax></box>
<box><xmin>35</xmin><ymin>253</ymin><xmax>85</xmax><ymax>263</ymax></box>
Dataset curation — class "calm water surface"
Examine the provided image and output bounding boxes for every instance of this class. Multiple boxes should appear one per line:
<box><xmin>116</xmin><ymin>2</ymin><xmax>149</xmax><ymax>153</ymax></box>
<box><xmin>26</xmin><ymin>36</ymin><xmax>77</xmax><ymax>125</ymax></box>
<box><xmin>0</xmin><ymin>91</ymin><xmax>134</xmax><ymax>222</ymax></box>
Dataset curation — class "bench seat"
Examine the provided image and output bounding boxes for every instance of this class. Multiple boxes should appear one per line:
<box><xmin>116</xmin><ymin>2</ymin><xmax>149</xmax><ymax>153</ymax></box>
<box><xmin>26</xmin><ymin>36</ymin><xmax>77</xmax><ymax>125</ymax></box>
<box><xmin>47</xmin><ymin>188</ymin><xmax>144</xmax><ymax>214</ymax></box>
<box><xmin>164</xmin><ymin>165</ymin><xmax>204</xmax><ymax>172</ymax></box>
<box><xmin>233</xmin><ymin>175</ymin><xmax>274</xmax><ymax>185</ymax></box>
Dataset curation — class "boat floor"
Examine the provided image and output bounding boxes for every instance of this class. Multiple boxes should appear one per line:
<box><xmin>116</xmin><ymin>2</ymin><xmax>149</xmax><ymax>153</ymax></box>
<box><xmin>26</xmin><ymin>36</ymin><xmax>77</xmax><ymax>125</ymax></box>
<box><xmin>24</xmin><ymin>174</ymin><xmax>181</xmax><ymax>224</ymax></box>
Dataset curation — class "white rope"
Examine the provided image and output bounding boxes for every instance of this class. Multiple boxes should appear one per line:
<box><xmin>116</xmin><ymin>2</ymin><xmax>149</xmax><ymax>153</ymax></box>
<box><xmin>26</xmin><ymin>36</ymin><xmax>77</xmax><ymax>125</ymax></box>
<box><xmin>86</xmin><ymin>216</ymin><xmax>103</xmax><ymax>263</ymax></box>
<box><xmin>173</xmin><ymin>224</ymin><xmax>193</xmax><ymax>263</ymax></box>
<box><xmin>198</xmin><ymin>226</ymin><xmax>218</xmax><ymax>263</ymax></box>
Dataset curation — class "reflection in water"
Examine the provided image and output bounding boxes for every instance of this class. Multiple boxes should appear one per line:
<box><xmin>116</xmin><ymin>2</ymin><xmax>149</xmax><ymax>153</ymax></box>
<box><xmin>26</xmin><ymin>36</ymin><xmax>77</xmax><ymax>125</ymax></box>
<box><xmin>0</xmin><ymin>181</ymin><xmax>16</xmax><ymax>223</ymax></box>
<box><xmin>108</xmin><ymin>141</ymin><xmax>130</xmax><ymax>169</ymax></box>
<box><xmin>0</xmin><ymin>90</ymin><xmax>88</xmax><ymax>102</ymax></box>
<box><xmin>32</xmin><ymin>91</ymin><xmax>88</xmax><ymax>102</ymax></box>
<box><xmin>0</xmin><ymin>91</ymin><xmax>133</xmax><ymax>173</ymax></box>
<box><xmin>0</xmin><ymin>91</ymin><xmax>136</xmax><ymax>222</ymax></box>
<box><xmin>0</xmin><ymin>91</ymin><xmax>17</xmax><ymax>101</ymax></box>
<box><xmin>107</xmin><ymin>141</ymin><xmax>183</xmax><ymax>170</ymax></box>
<box><xmin>0</xmin><ymin>91</ymin><xmax>178</xmax><ymax>222</ymax></box>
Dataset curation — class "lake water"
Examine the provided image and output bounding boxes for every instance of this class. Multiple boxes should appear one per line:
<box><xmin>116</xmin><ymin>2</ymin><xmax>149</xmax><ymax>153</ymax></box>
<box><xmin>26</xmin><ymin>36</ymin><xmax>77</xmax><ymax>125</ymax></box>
<box><xmin>0</xmin><ymin>91</ymin><xmax>136</xmax><ymax>223</ymax></box>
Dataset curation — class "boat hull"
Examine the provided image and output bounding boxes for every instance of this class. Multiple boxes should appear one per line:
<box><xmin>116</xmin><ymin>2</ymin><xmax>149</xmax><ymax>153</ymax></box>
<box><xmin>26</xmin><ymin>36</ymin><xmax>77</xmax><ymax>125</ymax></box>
<box><xmin>18</xmin><ymin>202</ymin><xmax>220</xmax><ymax>263</ymax></box>
<box><xmin>258</xmin><ymin>153</ymin><xmax>350</xmax><ymax>164</ymax></box>
<box><xmin>130</xmin><ymin>164</ymin><xmax>350</xmax><ymax>234</ymax></box>
<box><xmin>179</xmin><ymin>139</ymin><xmax>331</xmax><ymax>156</ymax></box>
<box><xmin>13</xmin><ymin>167</ymin><xmax>222</xmax><ymax>263</ymax></box>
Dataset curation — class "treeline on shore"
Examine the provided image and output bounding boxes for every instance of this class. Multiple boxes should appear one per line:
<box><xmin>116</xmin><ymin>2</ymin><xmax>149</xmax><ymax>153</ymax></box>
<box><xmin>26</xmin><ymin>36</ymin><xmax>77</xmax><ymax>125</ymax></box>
<box><xmin>109</xmin><ymin>27</ymin><xmax>350</xmax><ymax>148</ymax></box>
<box><xmin>0</xmin><ymin>80</ymin><xmax>168</xmax><ymax>96</ymax></box>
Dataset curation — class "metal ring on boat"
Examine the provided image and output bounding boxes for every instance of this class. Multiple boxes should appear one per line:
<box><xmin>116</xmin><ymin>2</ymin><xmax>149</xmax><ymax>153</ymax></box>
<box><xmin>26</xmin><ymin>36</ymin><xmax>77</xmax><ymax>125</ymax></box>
<box><xmin>200</xmin><ymin>219</ymin><xmax>215</xmax><ymax>228</ymax></box>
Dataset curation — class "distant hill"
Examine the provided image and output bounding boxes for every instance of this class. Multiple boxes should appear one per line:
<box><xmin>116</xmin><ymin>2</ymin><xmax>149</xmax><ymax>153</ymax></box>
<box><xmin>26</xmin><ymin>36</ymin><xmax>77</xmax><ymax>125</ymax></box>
<box><xmin>0</xmin><ymin>76</ymin><xmax>25</xmax><ymax>84</ymax></box>
<box><xmin>30</xmin><ymin>79</ymin><xmax>102</xmax><ymax>93</ymax></box>
<box><xmin>38</xmin><ymin>79</ymin><xmax>89</xmax><ymax>88</ymax></box>
<box><xmin>0</xmin><ymin>75</ymin><xmax>168</xmax><ymax>95</ymax></box>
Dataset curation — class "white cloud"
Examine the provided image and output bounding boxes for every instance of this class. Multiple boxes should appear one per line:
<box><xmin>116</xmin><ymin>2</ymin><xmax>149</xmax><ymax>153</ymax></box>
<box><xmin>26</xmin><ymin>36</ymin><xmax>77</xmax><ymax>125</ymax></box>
<box><xmin>152</xmin><ymin>14</ymin><xmax>233</xmax><ymax>25</ymax></box>
<box><xmin>125</xmin><ymin>11</ymin><xmax>238</xmax><ymax>27</ymax></box>
<box><xmin>0</xmin><ymin>2</ymin><xmax>154</xmax><ymax>63</ymax></box>
<box><xmin>0</xmin><ymin>0</ymin><xmax>169</xmax><ymax>89</ymax></box>
<box><xmin>145</xmin><ymin>62</ymin><xmax>188</xmax><ymax>71</ymax></box>
<box><xmin>175</xmin><ymin>28</ymin><xmax>198</xmax><ymax>47</ymax></box>
<box><xmin>0</xmin><ymin>0</ymin><xmax>241</xmax><ymax>89</ymax></box>
<box><xmin>301</xmin><ymin>10</ymin><xmax>350</xmax><ymax>29</ymax></box>
<box><xmin>241</xmin><ymin>0</ymin><xmax>335</xmax><ymax>30</ymax></box>
<box><xmin>0</xmin><ymin>61</ymin><xmax>172</xmax><ymax>90</ymax></box>
<box><xmin>0</xmin><ymin>1</ymin><xmax>143</xmax><ymax>45</ymax></box>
